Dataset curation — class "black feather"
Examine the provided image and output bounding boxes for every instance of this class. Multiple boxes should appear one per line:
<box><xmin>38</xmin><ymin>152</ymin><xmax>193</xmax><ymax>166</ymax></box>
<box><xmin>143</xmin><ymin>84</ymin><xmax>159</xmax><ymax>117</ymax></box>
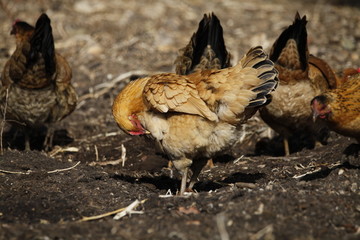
<box><xmin>252</xmin><ymin>80</ymin><xmax>278</xmax><ymax>95</ymax></box>
<box><xmin>244</xmin><ymin>48</ymin><xmax>279</xmax><ymax>109</ymax></box>
<box><xmin>258</xmin><ymin>71</ymin><xmax>278</xmax><ymax>81</ymax></box>
<box><xmin>190</xmin><ymin>13</ymin><xmax>229</xmax><ymax>71</ymax></box>
<box><xmin>29</xmin><ymin>13</ymin><xmax>56</xmax><ymax>77</ymax></box>
<box><xmin>270</xmin><ymin>12</ymin><xmax>308</xmax><ymax>71</ymax></box>
<box><xmin>247</xmin><ymin>98</ymin><xmax>268</xmax><ymax>107</ymax></box>
<box><xmin>253</xmin><ymin>59</ymin><xmax>273</xmax><ymax>69</ymax></box>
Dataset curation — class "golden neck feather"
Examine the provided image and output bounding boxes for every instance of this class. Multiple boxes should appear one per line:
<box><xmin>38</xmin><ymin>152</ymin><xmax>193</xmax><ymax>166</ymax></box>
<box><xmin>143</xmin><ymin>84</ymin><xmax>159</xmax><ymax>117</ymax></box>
<box><xmin>112</xmin><ymin>77</ymin><xmax>149</xmax><ymax>132</ymax></box>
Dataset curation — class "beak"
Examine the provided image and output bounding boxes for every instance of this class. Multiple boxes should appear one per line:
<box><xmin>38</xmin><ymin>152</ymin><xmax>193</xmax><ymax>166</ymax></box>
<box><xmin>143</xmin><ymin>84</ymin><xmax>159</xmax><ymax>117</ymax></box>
<box><xmin>10</xmin><ymin>27</ymin><xmax>16</xmax><ymax>35</ymax></box>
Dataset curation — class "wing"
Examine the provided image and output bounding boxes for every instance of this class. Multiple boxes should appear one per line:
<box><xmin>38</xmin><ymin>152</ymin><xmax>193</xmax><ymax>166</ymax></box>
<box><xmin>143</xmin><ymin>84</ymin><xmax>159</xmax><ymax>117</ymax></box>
<box><xmin>308</xmin><ymin>55</ymin><xmax>337</xmax><ymax>89</ymax></box>
<box><xmin>143</xmin><ymin>73</ymin><xmax>218</xmax><ymax>121</ymax></box>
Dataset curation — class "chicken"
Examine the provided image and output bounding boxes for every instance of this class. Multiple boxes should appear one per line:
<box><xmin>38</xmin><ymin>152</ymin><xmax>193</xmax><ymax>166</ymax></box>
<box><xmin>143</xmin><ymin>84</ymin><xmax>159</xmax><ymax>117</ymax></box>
<box><xmin>113</xmin><ymin>46</ymin><xmax>278</xmax><ymax>195</ymax></box>
<box><xmin>311</xmin><ymin>72</ymin><xmax>360</xmax><ymax>157</ymax></box>
<box><xmin>259</xmin><ymin>12</ymin><xmax>337</xmax><ymax>156</ymax></box>
<box><xmin>173</xmin><ymin>12</ymin><xmax>231</xmax><ymax>168</ymax></box>
<box><xmin>0</xmin><ymin>13</ymin><xmax>77</xmax><ymax>150</ymax></box>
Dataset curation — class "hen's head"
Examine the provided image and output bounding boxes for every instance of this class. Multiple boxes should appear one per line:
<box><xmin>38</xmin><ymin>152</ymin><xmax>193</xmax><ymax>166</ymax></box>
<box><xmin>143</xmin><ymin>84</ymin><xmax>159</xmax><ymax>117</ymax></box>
<box><xmin>112</xmin><ymin>79</ymin><xmax>150</xmax><ymax>136</ymax></box>
<box><xmin>311</xmin><ymin>95</ymin><xmax>331</xmax><ymax>121</ymax></box>
<box><xmin>11</xmin><ymin>19</ymin><xmax>34</xmax><ymax>40</ymax></box>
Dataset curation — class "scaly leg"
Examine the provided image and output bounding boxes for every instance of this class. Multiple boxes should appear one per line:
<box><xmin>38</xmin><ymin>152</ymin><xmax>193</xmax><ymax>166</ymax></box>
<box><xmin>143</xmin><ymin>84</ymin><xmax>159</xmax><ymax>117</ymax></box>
<box><xmin>24</xmin><ymin>129</ymin><xmax>31</xmax><ymax>151</ymax></box>
<box><xmin>172</xmin><ymin>158</ymin><xmax>192</xmax><ymax>195</ymax></box>
<box><xmin>180</xmin><ymin>167</ymin><xmax>188</xmax><ymax>196</ymax></box>
<box><xmin>283</xmin><ymin>137</ymin><xmax>290</xmax><ymax>156</ymax></box>
<box><xmin>43</xmin><ymin>126</ymin><xmax>54</xmax><ymax>151</ymax></box>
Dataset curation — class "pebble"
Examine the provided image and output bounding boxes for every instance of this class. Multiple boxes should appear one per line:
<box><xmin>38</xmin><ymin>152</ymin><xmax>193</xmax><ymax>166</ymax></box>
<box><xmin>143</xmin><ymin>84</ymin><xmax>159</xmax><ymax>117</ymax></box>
<box><xmin>74</xmin><ymin>1</ymin><xmax>106</xmax><ymax>13</ymax></box>
<box><xmin>87</xmin><ymin>44</ymin><xmax>104</xmax><ymax>56</ymax></box>
<box><xmin>350</xmin><ymin>183</ymin><xmax>358</xmax><ymax>193</ymax></box>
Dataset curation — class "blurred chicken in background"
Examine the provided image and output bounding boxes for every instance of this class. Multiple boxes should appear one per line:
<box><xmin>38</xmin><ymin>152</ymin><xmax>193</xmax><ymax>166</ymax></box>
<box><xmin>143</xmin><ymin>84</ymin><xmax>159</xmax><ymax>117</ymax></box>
<box><xmin>259</xmin><ymin>12</ymin><xmax>337</xmax><ymax>156</ymax></box>
<box><xmin>312</xmin><ymin>72</ymin><xmax>360</xmax><ymax>159</ymax></box>
<box><xmin>1</xmin><ymin>13</ymin><xmax>77</xmax><ymax>150</ymax></box>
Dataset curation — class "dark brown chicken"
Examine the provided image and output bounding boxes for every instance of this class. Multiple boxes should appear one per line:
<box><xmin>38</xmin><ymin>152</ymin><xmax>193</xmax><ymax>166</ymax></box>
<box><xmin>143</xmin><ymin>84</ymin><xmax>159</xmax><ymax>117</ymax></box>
<box><xmin>311</xmin><ymin>73</ymin><xmax>360</xmax><ymax>157</ymax></box>
<box><xmin>0</xmin><ymin>13</ymin><xmax>77</xmax><ymax>150</ymax></box>
<box><xmin>259</xmin><ymin>12</ymin><xmax>337</xmax><ymax>156</ymax></box>
<box><xmin>113</xmin><ymin>46</ymin><xmax>278</xmax><ymax>195</ymax></box>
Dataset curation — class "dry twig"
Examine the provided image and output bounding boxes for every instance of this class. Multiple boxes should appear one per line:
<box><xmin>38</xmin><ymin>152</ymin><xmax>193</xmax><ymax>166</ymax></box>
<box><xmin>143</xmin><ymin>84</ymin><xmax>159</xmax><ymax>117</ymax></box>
<box><xmin>94</xmin><ymin>145</ymin><xmax>99</xmax><ymax>161</ymax></box>
<box><xmin>292</xmin><ymin>161</ymin><xmax>342</xmax><ymax>179</ymax></box>
<box><xmin>79</xmin><ymin>199</ymin><xmax>147</xmax><ymax>222</ymax></box>
<box><xmin>159</xmin><ymin>189</ymin><xmax>174</xmax><ymax>198</ymax></box>
<box><xmin>216</xmin><ymin>212</ymin><xmax>230</xmax><ymax>240</ymax></box>
<box><xmin>49</xmin><ymin>146</ymin><xmax>79</xmax><ymax>157</ymax></box>
<box><xmin>89</xmin><ymin>159</ymin><xmax>121</xmax><ymax>166</ymax></box>
<box><xmin>113</xmin><ymin>199</ymin><xmax>144</xmax><ymax>220</ymax></box>
<box><xmin>0</xmin><ymin>169</ymin><xmax>30</xmax><ymax>175</ymax></box>
<box><xmin>121</xmin><ymin>144</ymin><xmax>126</xmax><ymax>167</ymax></box>
<box><xmin>47</xmin><ymin>161</ymin><xmax>81</xmax><ymax>174</ymax></box>
<box><xmin>0</xmin><ymin>161</ymin><xmax>80</xmax><ymax>175</ymax></box>
<box><xmin>88</xmin><ymin>143</ymin><xmax>126</xmax><ymax>166</ymax></box>
<box><xmin>250</xmin><ymin>224</ymin><xmax>274</xmax><ymax>240</ymax></box>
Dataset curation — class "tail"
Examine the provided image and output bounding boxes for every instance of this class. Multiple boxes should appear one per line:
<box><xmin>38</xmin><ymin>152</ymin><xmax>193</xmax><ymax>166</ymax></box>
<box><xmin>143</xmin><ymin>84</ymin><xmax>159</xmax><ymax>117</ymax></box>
<box><xmin>270</xmin><ymin>12</ymin><xmax>308</xmax><ymax>71</ymax></box>
<box><xmin>175</xmin><ymin>13</ymin><xmax>230</xmax><ymax>75</ymax></box>
<box><xmin>29</xmin><ymin>13</ymin><xmax>56</xmax><ymax>77</ymax></box>
<box><xmin>243</xmin><ymin>47</ymin><xmax>279</xmax><ymax>108</ymax></box>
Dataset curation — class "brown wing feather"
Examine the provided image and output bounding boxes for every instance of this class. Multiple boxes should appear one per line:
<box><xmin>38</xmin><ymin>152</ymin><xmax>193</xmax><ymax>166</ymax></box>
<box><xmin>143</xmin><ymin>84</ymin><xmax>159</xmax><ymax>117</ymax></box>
<box><xmin>143</xmin><ymin>73</ymin><xmax>218</xmax><ymax>121</ymax></box>
<box><xmin>308</xmin><ymin>55</ymin><xmax>337</xmax><ymax>89</ymax></box>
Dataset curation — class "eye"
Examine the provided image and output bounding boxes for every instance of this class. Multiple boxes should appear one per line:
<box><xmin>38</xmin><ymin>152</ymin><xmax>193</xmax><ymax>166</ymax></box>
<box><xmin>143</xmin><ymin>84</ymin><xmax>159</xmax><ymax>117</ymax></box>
<box><xmin>320</xmin><ymin>105</ymin><xmax>326</xmax><ymax>111</ymax></box>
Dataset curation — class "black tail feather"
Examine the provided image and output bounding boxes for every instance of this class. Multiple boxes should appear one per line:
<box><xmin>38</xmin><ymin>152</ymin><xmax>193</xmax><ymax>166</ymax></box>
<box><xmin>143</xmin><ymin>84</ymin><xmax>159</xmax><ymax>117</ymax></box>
<box><xmin>243</xmin><ymin>47</ymin><xmax>279</xmax><ymax>109</ymax></box>
<box><xmin>29</xmin><ymin>13</ymin><xmax>56</xmax><ymax>77</ymax></box>
<box><xmin>191</xmin><ymin>13</ymin><xmax>229</xmax><ymax>70</ymax></box>
<box><xmin>248</xmin><ymin>80</ymin><xmax>278</xmax><ymax>108</ymax></box>
<box><xmin>270</xmin><ymin>12</ymin><xmax>308</xmax><ymax>71</ymax></box>
<box><xmin>175</xmin><ymin>13</ymin><xmax>230</xmax><ymax>74</ymax></box>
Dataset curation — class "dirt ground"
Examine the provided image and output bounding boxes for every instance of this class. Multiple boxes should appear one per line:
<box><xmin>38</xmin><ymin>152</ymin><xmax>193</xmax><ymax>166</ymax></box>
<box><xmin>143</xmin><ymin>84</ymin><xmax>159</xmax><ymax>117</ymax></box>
<box><xmin>0</xmin><ymin>0</ymin><xmax>359</xmax><ymax>239</ymax></box>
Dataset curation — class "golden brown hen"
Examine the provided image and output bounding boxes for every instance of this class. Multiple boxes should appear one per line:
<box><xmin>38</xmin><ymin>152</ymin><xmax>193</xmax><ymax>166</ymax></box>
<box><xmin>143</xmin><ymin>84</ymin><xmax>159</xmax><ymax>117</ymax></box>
<box><xmin>113</xmin><ymin>46</ymin><xmax>278</xmax><ymax>195</ymax></box>
<box><xmin>173</xmin><ymin>13</ymin><xmax>231</xmax><ymax>169</ymax></box>
<box><xmin>259</xmin><ymin>12</ymin><xmax>337</xmax><ymax>156</ymax></box>
<box><xmin>311</xmin><ymin>73</ymin><xmax>360</xmax><ymax>157</ymax></box>
<box><xmin>0</xmin><ymin>13</ymin><xmax>77</xmax><ymax>150</ymax></box>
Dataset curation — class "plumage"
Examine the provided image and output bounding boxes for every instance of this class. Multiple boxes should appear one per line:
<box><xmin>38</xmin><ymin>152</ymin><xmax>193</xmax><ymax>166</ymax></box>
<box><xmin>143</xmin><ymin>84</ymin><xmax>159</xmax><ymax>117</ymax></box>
<box><xmin>259</xmin><ymin>12</ymin><xmax>337</xmax><ymax>156</ymax></box>
<box><xmin>311</xmin><ymin>73</ymin><xmax>360</xmax><ymax>143</ymax></box>
<box><xmin>113</xmin><ymin>46</ymin><xmax>278</xmax><ymax>195</ymax></box>
<box><xmin>0</xmin><ymin>13</ymin><xmax>77</xmax><ymax>150</ymax></box>
<box><xmin>174</xmin><ymin>13</ymin><xmax>231</xmax><ymax>75</ymax></box>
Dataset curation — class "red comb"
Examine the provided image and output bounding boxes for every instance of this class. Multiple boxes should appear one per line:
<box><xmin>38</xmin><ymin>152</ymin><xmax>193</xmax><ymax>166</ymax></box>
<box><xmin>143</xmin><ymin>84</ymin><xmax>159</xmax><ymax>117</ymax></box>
<box><xmin>357</xmin><ymin>68</ymin><xmax>360</xmax><ymax>73</ymax></box>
